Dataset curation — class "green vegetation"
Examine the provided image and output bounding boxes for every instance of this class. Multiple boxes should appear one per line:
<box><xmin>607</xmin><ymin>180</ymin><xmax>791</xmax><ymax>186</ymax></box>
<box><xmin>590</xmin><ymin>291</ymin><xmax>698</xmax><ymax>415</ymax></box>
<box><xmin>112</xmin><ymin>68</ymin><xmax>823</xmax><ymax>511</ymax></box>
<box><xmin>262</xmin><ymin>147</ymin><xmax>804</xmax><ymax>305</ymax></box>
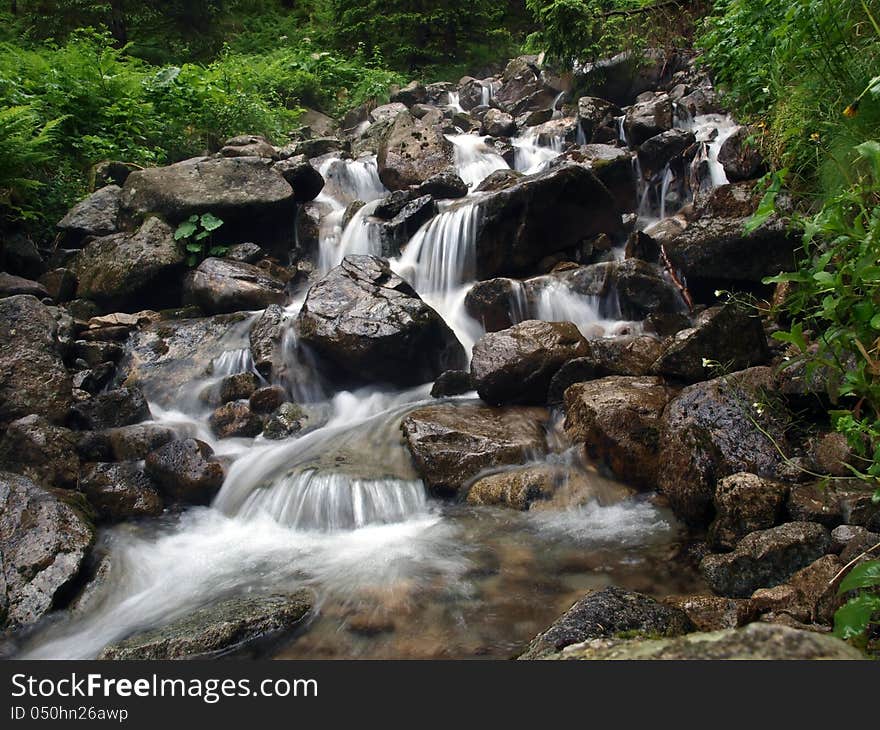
<box><xmin>835</xmin><ymin>559</ymin><xmax>880</xmax><ymax>650</ymax></box>
<box><xmin>175</xmin><ymin>212</ymin><xmax>227</xmax><ymax>266</ymax></box>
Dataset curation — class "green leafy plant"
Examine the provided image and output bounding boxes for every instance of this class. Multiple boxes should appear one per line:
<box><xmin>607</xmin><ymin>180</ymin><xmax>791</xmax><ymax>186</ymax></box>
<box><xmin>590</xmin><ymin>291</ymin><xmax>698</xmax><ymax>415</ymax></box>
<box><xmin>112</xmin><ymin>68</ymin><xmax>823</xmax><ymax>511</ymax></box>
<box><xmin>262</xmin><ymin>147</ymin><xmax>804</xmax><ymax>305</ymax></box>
<box><xmin>174</xmin><ymin>212</ymin><xmax>226</xmax><ymax>266</ymax></box>
<box><xmin>834</xmin><ymin>559</ymin><xmax>880</xmax><ymax>647</ymax></box>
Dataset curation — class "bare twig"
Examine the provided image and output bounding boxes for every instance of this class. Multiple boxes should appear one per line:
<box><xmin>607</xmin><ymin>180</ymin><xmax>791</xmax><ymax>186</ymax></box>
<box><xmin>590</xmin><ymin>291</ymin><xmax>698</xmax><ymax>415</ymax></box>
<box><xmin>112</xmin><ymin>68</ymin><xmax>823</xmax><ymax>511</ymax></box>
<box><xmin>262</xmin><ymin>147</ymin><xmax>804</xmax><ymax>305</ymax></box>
<box><xmin>659</xmin><ymin>243</ymin><xmax>694</xmax><ymax>311</ymax></box>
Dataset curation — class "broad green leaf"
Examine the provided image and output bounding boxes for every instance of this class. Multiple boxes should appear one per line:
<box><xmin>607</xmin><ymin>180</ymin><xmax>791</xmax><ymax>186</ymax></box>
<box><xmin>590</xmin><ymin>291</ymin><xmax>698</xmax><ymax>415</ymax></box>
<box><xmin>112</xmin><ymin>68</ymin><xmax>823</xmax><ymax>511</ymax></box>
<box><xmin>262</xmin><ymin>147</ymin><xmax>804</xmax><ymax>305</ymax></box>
<box><xmin>208</xmin><ymin>246</ymin><xmax>229</xmax><ymax>256</ymax></box>
<box><xmin>174</xmin><ymin>220</ymin><xmax>197</xmax><ymax>240</ymax></box>
<box><xmin>200</xmin><ymin>212</ymin><xmax>224</xmax><ymax>231</ymax></box>
<box><xmin>185</xmin><ymin>242</ymin><xmax>202</xmax><ymax>253</ymax></box>
<box><xmin>150</xmin><ymin>66</ymin><xmax>181</xmax><ymax>88</ymax></box>
<box><xmin>871</xmin><ymin>313</ymin><xmax>880</xmax><ymax>330</ymax></box>
<box><xmin>838</xmin><ymin>560</ymin><xmax>880</xmax><ymax>595</ymax></box>
<box><xmin>833</xmin><ymin>593</ymin><xmax>880</xmax><ymax>640</ymax></box>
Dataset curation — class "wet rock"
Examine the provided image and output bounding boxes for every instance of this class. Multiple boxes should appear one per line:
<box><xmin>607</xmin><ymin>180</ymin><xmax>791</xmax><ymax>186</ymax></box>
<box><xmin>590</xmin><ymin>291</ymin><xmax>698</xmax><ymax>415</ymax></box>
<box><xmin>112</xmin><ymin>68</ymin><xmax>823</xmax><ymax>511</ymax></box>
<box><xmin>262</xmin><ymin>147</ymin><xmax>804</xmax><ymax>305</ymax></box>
<box><xmin>431</xmin><ymin>370</ymin><xmax>473</xmax><ymax>398</ymax></box>
<box><xmin>474</xmin><ymin>169</ymin><xmax>524</xmax><ymax>193</ymax></box>
<box><xmin>374</xmin><ymin>195</ymin><xmax>438</xmax><ymax>257</ymax></box>
<box><xmin>624</xmin><ymin>231</ymin><xmax>661</xmax><ymax>263</ymax></box>
<box><xmin>121</xmin><ymin>156</ymin><xmax>294</xmax><ymax>222</ymax></box>
<box><xmin>209</xmin><ymin>401</ymin><xmax>263</xmax><ymax>439</ymax></box>
<box><xmin>79</xmin><ymin>462</ymin><xmax>164</xmax><ymax>521</ymax></box>
<box><xmin>786</xmin><ymin>482</ymin><xmax>844</xmax><ymax>527</ymax></box>
<box><xmin>248</xmin><ymin>304</ymin><xmax>288</xmax><ymax>379</ymax></box>
<box><xmin>217</xmin><ymin>372</ymin><xmax>260</xmax><ymax>405</ymax></box>
<box><xmin>0</xmin><ymin>272</ymin><xmax>49</xmax><ymax>299</ymax></box>
<box><xmin>700</xmin><ymin>522</ymin><xmax>832</xmax><ymax>598</ymax></box>
<box><xmin>624</xmin><ymin>95</ymin><xmax>674</xmax><ymax>146</ymax></box>
<box><xmin>708</xmin><ymin>473</ymin><xmax>789</xmax><ymax>551</ymax></box>
<box><xmin>72</xmin><ymin>363</ymin><xmax>115</xmax><ymax>395</ymax></box>
<box><xmin>98</xmin><ymin>591</ymin><xmax>313</xmax><ymax>659</ymax></box>
<box><xmin>574</xmin><ymin>49</ymin><xmax>671</xmax><ymax>107</ymax></box>
<box><xmin>0</xmin><ymin>472</ymin><xmax>95</xmax><ymax>630</ymax></box>
<box><xmin>370</xmin><ymin>102</ymin><xmax>408</xmax><ymax>124</ymax></box>
<box><xmin>481</xmin><ymin>109</ymin><xmax>516</xmax><ymax>137</ymax></box>
<box><xmin>75</xmin><ymin>217</ymin><xmax>185</xmax><ymax>310</ymax></box>
<box><xmin>249</xmin><ymin>385</ymin><xmax>287</xmax><ymax>414</ymax></box>
<box><xmin>391</xmin><ymin>81</ymin><xmax>427</xmax><ymax>107</ymax></box>
<box><xmin>547</xmin><ymin>336</ymin><xmax>665</xmax><ymax>403</ymax></box>
<box><xmin>662</xmin><ymin>595</ymin><xmax>755</xmax><ymax>632</ymax></box>
<box><xmin>521</xmin><ymin>587</ymin><xmax>693</xmax><ymax>659</ymax></box>
<box><xmin>69</xmin><ymin>387</ymin><xmax>151</xmax><ymax>430</ymax></box>
<box><xmin>184</xmin><ymin>257</ymin><xmax>286</xmax><ymax>315</ymax></box>
<box><xmin>291</xmin><ymin>137</ymin><xmax>346</xmax><ymax>159</ymax></box>
<box><xmin>401</xmin><ymin>403</ymin><xmax>548</xmax><ymax>497</ymax></box>
<box><xmin>751</xmin><ymin>554</ymin><xmax>842</xmax><ymax>624</ymax></box>
<box><xmin>220</xmin><ymin>134</ymin><xmax>277</xmax><ymax>160</ymax></box>
<box><xmin>494</xmin><ymin>60</ymin><xmax>558</xmax><ymax>116</ymax></box>
<box><xmin>539</xmin><ymin>622</ymin><xmax>864</xmax><ymax>660</ymax></box>
<box><xmin>657</xmin><ymin>367</ymin><xmax>791</xmax><ymax>526</ymax></box>
<box><xmin>38</xmin><ymin>268</ymin><xmax>77</xmax><ymax>302</ymax></box>
<box><xmin>564</xmin><ymin>376</ymin><xmax>675</xmax><ymax>489</ymax></box>
<box><xmin>377</xmin><ymin>111</ymin><xmax>455</xmax><ymax>190</ymax></box>
<box><xmin>224</xmin><ymin>242</ymin><xmax>263</xmax><ymax>264</ymax></box>
<box><xmin>296</xmin><ymin>256</ymin><xmax>465</xmax><ymax>387</ymax></box>
<box><xmin>415</xmin><ymin>170</ymin><xmax>469</xmax><ymax>199</ymax></box>
<box><xmin>637</xmin><ymin>129</ymin><xmax>696</xmax><ymax>177</ymax></box>
<box><xmin>76</xmin><ymin>423</ymin><xmax>177</xmax><ymax>462</ymax></box>
<box><xmin>271</xmin><ymin>154</ymin><xmax>325</xmax><ymax>202</ymax></box>
<box><xmin>262</xmin><ymin>402</ymin><xmax>305</xmax><ymax>440</ymax></box>
<box><xmin>463</xmin><ymin>277</ymin><xmax>521</xmax><ymax>332</ymax></box>
<box><xmin>473</xmin><ymin>164</ymin><xmax>622</xmax><ymax>278</ymax></box>
<box><xmin>577</xmin><ymin>96</ymin><xmax>621</xmax><ymax>143</ymax></box>
<box><xmin>0</xmin><ymin>415</ymin><xmax>79</xmax><ymax>489</ymax></box>
<box><xmin>144</xmin><ymin>439</ymin><xmax>225</xmax><ymax>504</ymax></box>
<box><xmin>118</xmin><ymin>312</ymin><xmax>251</xmax><ymax>405</ymax></box>
<box><xmin>57</xmin><ymin>185</ymin><xmax>122</xmax><ymax>246</ymax></box>
<box><xmin>0</xmin><ymin>295</ymin><xmax>72</xmax><ymax>424</ymax></box>
<box><xmin>718</xmin><ymin>125</ymin><xmax>764</xmax><ymax>182</ymax></box>
<box><xmin>471</xmin><ymin>320</ymin><xmax>588</xmax><ymax>406</ymax></box>
<box><xmin>457</xmin><ymin>77</ymin><xmax>487</xmax><ymax>111</ymax></box>
<box><xmin>613</xmin><ymin>258</ymin><xmax>683</xmax><ymax>319</ymax></box>
<box><xmin>651</xmin><ymin>302</ymin><xmax>769</xmax><ymax>382</ymax></box>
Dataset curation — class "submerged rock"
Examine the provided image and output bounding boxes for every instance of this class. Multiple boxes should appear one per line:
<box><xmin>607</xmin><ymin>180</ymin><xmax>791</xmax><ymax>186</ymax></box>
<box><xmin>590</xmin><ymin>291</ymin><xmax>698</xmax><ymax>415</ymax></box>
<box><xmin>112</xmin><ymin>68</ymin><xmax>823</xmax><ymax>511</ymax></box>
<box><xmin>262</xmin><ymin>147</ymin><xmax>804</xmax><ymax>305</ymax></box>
<box><xmin>521</xmin><ymin>586</ymin><xmax>693</xmax><ymax>659</ymax></box>
<box><xmin>401</xmin><ymin>403</ymin><xmax>548</xmax><ymax>497</ymax></box>
<box><xmin>0</xmin><ymin>472</ymin><xmax>95</xmax><ymax>630</ymax></box>
<box><xmin>98</xmin><ymin>591</ymin><xmax>313</xmax><ymax>659</ymax></box>
<box><xmin>537</xmin><ymin>622</ymin><xmax>864</xmax><ymax>660</ymax></box>
<box><xmin>296</xmin><ymin>256</ymin><xmax>465</xmax><ymax>387</ymax></box>
<box><xmin>471</xmin><ymin>320</ymin><xmax>588</xmax><ymax>406</ymax></box>
<box><xmin>144</xmin><ymin>439</ymin><xmax>225</xmax><ymax>504</ymax></box>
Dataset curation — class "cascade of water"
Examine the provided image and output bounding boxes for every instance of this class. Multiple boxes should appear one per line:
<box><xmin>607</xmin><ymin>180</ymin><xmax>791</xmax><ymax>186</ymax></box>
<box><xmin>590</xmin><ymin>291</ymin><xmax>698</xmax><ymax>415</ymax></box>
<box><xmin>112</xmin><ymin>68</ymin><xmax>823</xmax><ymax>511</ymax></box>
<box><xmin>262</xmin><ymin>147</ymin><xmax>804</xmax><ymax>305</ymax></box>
<box><xmin>659</xmin><ymin>164</ymin><xmax>675</xmax><ymax>220</ymax></box>
<box><xmin>512</xmin><ymin>128</ymin><xmax>563</xmax><ymax>174</ymax></box>
<box><xmin>531</xmin><ymin>279</ymin><xmax>636</xmax><ymax>338</ymax></box>
<box><xmin>318</xmin><ymin>198</ymin><xmax>384</xmax><ymax>273</ymax></box>
<box><xmin>685</xmin><ymin>113</ymin><xmax>738</xmax><ymax>188</ymax></box>
<box><xmin>447</xmin><ymin>134</ymin><xmax>509</xmax><ymax>188</ymax></box>
<box><xmin>447</xmin><ymin>90</ymin><xmax>464</xmax><ymax>113</ymax></box>
<box><xmin>617</xmin><ymin>115</ymin><xmax>628</xmax><ymax>145</ymax></box>
<box><xmin>551</xmin><ymin>91</ymin><xmax>566</xmax><ymax>119</ymax></box>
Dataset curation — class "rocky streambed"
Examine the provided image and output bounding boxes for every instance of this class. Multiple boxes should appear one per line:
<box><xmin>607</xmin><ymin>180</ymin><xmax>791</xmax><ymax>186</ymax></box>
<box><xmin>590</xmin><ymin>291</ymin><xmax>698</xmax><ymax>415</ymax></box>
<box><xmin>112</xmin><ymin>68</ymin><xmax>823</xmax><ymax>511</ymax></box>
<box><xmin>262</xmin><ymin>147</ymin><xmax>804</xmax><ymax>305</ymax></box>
<box><xmin>0</xmin><ymin>51</ymin><xmax>875</xmax><ymax>661</ymax></box>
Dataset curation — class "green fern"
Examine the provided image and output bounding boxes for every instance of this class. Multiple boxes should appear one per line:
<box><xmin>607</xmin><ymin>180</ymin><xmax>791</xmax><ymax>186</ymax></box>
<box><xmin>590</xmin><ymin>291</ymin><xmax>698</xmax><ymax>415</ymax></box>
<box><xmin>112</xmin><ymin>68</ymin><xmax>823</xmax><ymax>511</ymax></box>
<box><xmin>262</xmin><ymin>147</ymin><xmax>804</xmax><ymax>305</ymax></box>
<box><xmin>0</xmin><ymin>105</ymin><xmax>63</xmax><ymax>212</ymax></box>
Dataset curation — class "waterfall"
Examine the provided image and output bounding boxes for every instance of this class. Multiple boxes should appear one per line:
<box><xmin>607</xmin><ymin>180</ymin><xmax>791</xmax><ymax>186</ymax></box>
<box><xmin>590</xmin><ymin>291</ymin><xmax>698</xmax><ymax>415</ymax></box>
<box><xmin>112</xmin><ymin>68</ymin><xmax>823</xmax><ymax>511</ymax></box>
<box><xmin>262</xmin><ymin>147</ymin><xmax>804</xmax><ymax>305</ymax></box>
<box><xmin>318</xmin><ymin>198</ymin><xmax>384</xmax><ymax>273</ymax></box>
<box><xmin>447</xmin><ymin>134</ymin><xmax>508</xmax><ymax>188</ymax></box>
<box><xmin>686</xmin><ymin>113</ymin><xmax>738</xmax><ymax>187</ymax></box>
<box><xmin>512</xmin><ymin>128</ymin><xmax>563</xmax><ymax>174</ymax></box>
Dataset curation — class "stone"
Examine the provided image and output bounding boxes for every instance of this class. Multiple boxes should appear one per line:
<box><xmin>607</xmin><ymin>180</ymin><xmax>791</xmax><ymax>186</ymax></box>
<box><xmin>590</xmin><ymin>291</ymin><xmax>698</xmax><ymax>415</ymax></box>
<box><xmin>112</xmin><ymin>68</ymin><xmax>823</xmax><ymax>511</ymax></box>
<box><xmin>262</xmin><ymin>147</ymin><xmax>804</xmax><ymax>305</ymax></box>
<box><xmin>538</xmin><ymin>622</ymin><xmax>864</xmax><ymax>660</ymax></box>
<box><xmin>564</xmin><ymin>376</ymin><xmax>675</xmax><ymax>490</ymax></box>
<box><xmin>0</xmin><ymin>272</ymin><xmax>49</xmax><ymax>299</ymax></box>
<box><xmin>401</xmin><ymin>403</ymin><xmax>548</xmax><ymax>497</ymax></box>
<box><xmin>0</xmin><ymin>295</ymin><xmax>72</xmax><ymax>424</ymax></box>
<box><xmin>249</xmin><ymin>385</ymin><xmax>287</xmax><ymax>414</ymax></box>
<box><xmin>812</xmin><ymin>432</ymin><xmax>856</xmax><ymax>477</ymax></box>
<box><xmin>637</xmin><ymin>129</ymin><xmax>696</xmax><ymax>177</ymax></box>
<box><xmin>662</xmin><ymin>595</ymin><xmax>754</xmax><ymax>632</ymax></box>
<box><xmin>700</xmin><ymin>522</ymin><xmax>832</xmax><ymax>598</ymax></box>
<box><xmin>296</xmin><ymin>256</ymin><xmax>465</xmax><ymax>387</ymax></box>
<box><xmin>374</xmin><ymin>195</ymin><xmax>438</xmax><ymax>257</ymax></box>
<box><xmin>209</xmin><ymin>402</ymin><xmax>263</xmax><ymax>439</ymax></box>
<box><xmin>624</xmin><ymin>95</ymin><xmax>674</xmax><ymax>145</ymax></box>
<box><xmin>414</xmin><ymin>171</ymin><xmax>468</xmax><ymax>199</ymax></box>
<box><xmin>38</xmin><ymin>268</ymin><xmax>77</xmax><ymax>302</ymax></box>
<box><xmin>184</xmin><ymin>257</ymin><xmax>286</xmax><ymax>315</ymax></box>
<box><xmin>463</xmin><ymin>277</ymin><xmax>522</xmax><ymax>332</ymax></box>
<box><xmin>220</xmin><ymin>134</ymin><xmax>277</xmax><ymax>159</ymax></box>
<box><xmin>521</xmin><ymin>587</ymin><xmax>693</xmax><ymax>659</ymax></box>
<box><xmin>708</xmin><ymin>473</ymin><xmax>789</xmax><ymax>550</ymax></box>
<box><xmin>471</xmin><ymin>320</ymin><xmax>589</xmax><ymax>406</ymax></box>
<box><xmin>69</xmin><ymin>387</ymin><xmax>151</xmax><ymax>430</ymax></box>
<box><xmin>76</xmin><ymin>423</ymin><xmax>177</xmax><ymax>462</ymax></box>
<box><xmin>0</xmin><ymin>415</ymin><xmax>79</xmax><ymax>489</ymax></box>
<box><xmin>391</xmin><ymin>81</ymin><xmax>428</xmax><ymax>107</ymax></box>
<box><xmin>377</xmin><ymin>111</ymin><xmax>455</xmax><ymax>190</ymax></box>
<box><xmin>481</xmin><ymin>108</ymin><xmax>516</xmax><ymax>137</ymax></box>
<box><xmin>224</xmin><ymin>242</ymin><xmax>263</xmax><ymax>264</ymax></box>
<box><xmin>79</xmin><ymin>462</ymin><xmax>164</xmax><ymax>521</ymax></box>
<box><xmin>430</xmin><ymin>370</ymin><xmax>473</xmax><ymax>398</ymax></box>
<box><xmin>718</xmin><ymin>125</ymin><xmax>764</xmax><ymax>182</ymax></box>
<box><xmin>271</xmin><ymin>154</ymin><xmax>325</xmax><ymax>202</ymax></box>
<box><xmin>0</xmin><ymin>472</ymin><xmax>95</xmax><ymax>630</ymax></box>
<box><xmin>262</xmin><ymin>402</ymin><xmax>305</xmax><ymax>440</ymax></box>
<box><xmin>75</xmin><ymin>217</ymin><xmax>185</xmax><ymax>310</ymax></box>
<box><xmin>657</xmin><ymin>367</ymin><xmax>791</xmax><ymax>526</ymax></box>
<box><xmin>787</xmin><ymin>482</ymin><xmax>844</xmax><ymax>527</ymax></box>
<box><xmin>98</xmin><ymin>592</ymin><xmax>313</xmax><ymax>659</ymax></box>
<box><xmin>652</xmin><ymin>302</ymin><xmax>769</xmax><ymax>382</ymax></box>
<box><xmin>144</xmin><ymin>439</ymin><xmax>225</xmax><ymax>504</ymax></box>
<box><xmin>577</xmin><ymin>96</ymin><xmax>621</xmax><ymax>143</ymax></box>
<box><xmin>249</xmin><ymin>304</ymin><xmax>288</xmax><ymax>378</ymax></box>
<box><xmin>57</xmin><ymin>185</ymin><xmax>122</xmax><ymax>246</ymax></box>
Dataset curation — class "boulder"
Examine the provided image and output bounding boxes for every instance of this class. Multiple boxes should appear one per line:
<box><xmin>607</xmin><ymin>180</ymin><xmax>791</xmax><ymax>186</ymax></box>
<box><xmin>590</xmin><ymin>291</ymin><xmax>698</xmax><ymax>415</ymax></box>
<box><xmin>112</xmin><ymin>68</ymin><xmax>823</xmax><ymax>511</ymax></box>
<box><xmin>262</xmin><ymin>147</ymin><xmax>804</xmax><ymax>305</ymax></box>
<box><xmin>262</xmin><ymin>402</ymin><xmax>306</xmax><ymax>440</ymax></box>
<box><xmin>481</xmin><ymin>109</ymin><xmax>516</xmax><ymax>137</ymax></box>
<box><xmin>0</xmin><ymin>295</ymin><xmax>72</xmax><ymax>424</ymax></box>
<box><xmin>651</xmin><ymin>302</ymin><xmax>769</xmax><ymax>382</ymax></box>
<box><xmin>76</xmin><ymin>423</ymin><xmax>176</xmax><ymax>462</ymax></box>
<box><xmin>471</xmin><ymin>320</ymin><xmax>588</xmax><ymax>406</ymax></box>
<box><xmin>98</xmin><ymin>591</ymin><xmax>313</xmax><ymax>659</ymax></box>
<box><xmin>718</xmin><ymin>125</ymin><xmax>764</xmax><ymax>182</ymax></box>
<box><xmin>224</xmin><ymin>242</ymin><xmax>264</xmax><ymax>264</ymax></box>
<box><xmin>377</xmin><ymin>111</ymin><xmax>455</xmax><ymax>190</ymax></box>
<box><xmin>751</xmin><ymin>554</ymin><xmax>842</xmax><ymax>624</ymax></box>
<box><xmin>391</xmin><ymin>81</ymin><xmax>428</xmax><ymax>107</ymax></box>
<box><xmin>120</xmin><ymin>156</ymin><xmax>294</xmax><ymax>222</ymax></box>
<box><xmin>184</xmin><ymin>258</ymin><xmax>286</xmax><ymax>315</ymax></box>
<box><xmin>564</xmin><ymin>376</ymin><xmax>676</xmax><ymax>490</ymax></box>
<box><xmin>370</xmin><ymin>102</ymin><xmax>409</xmax><ymax>124</ymax></box>
<box><xmin>296</xmin><ymin>256</ymin><xmax>465</xmax><ymax>387</ymax></box>
<box><xmin>537</xmin><ymin>622</ymin><xmax>864</xmax><ymax>660</ymax></box>
<box><xmin>0</xmin><ymin>415</ymin><xmax>79</xmax><ymax>489</ymax></box>
<box><xmin>700</xmin><ymin>522</ymin><xmax>832</xmax><ymax>598</ymax></box>
<box><xmin>218</xmin><ymin>373</ymin><xmax>260</xmax><ymax>405</ymax></box>
<box><xmin>271</xmin><ymin>154</ymin><xmax>325</xmax><ymax>202</ymax></box>
<box><xmin>457</xmin><ymin>77</ymin><xmax>488</xmax><ymax>110</ymax></box>
<box><xmin>430</xmin><ymin>370</ymin><xmax>473</xmax><ymax>398</ymax></box>
<box><xmin>472</xmin><ymin>164</ymin><xmax>622</xmax><ymax>278</ymax></box>
<box><xmin>463</xmin><ymin>277</ymin><xmax>522</xmax><ymax>332</ymax></box>
<box><xmin>414</xmin><ymin>171</ymin><xmax>468</xmax><ymax>199</ymax></box>
<box><xmin>657</xmin><ymin>367</ymin><xmax>791</xmax><ymax>526</ymax></box>
<box><xmin>708</xmin><ymin>473</ymin><xmax>790</xmax><ymax>551</ymax></box>
<box><xmin>521</xmin><ymin>587</ymin><xmax>693</xmax><ymax>659</ymax></box>
<box><xmin>79</xmin><ymin>462</ymin><xmax>164</xmax><ymax>521</ymax></box>
<box><xmin>786</xmin><ymin>482</ymin><xmax>844</xmax><ymax>527</ymax></box>
<box><xmin>374</xmin><ymin>195</ymin><xmax>438</xmax><ymax>257</ymax></box>
<box><xmin>38</xmin><ymin>268</ymin><xmax>77</xmax><ymax>302</ymax></box>
<box><xmin>75</xmin><ymin>217</ymin><xmax>185</xmax><ymax>310</ymax></box>
<box><xmin>57</xmin><ymin>185</ymin><xmax>122</xmax><ymax>246</ymax></box>
<box><xmin>69</xmin><ymin>387</ymin><xmax>151</xmax><ymax>430</ymax></box>
<box><xmin>577</xmin><ymin>96</ymin><xmax>621</xmax><ymax>143</ymax></box>
<box><xmin>0</xmin><ymin>472</ymin><xmax>95</xmax><ymax>630</ymax></box>
<box><xmin>637</xmin><ymin>129</ymin><xmax>696</xmax><ymax>177</ymax></box>
<box><xmin>248</xmin><ymin>385</ymin><xmax>287</xmax><ymax>414</ymax></box>
<box><xmin>249</xmin><ymin>305</ymin><xmax>288</xmax><ymax>379</ymax></box>
<box><xmin>624</xmin><ymin>95</ymin><xmax>674</xmax><ymax>146</ymax></box>
<box><xmin>0</xmin><ymin>272</ymin><xmax>49</xmax><ymax>299</ymax></box>
<box><xmin>662</xmin><ymin>595</ymin><xmax>755</xmax><ymax>632</ymax></box>
<box><xmin>209</xmin><ymin>401</ymin><xmax>263</xmax><ymax>439</ymax></box>
<box><xmin>401</xmin><ymin>403</ymin><xmax>548</xmax><ymax>497</ymax></box>
<box><xmin>144</xmin><ymin>439</ymin><xmax>225</xmax><ymax>504</ymax></box>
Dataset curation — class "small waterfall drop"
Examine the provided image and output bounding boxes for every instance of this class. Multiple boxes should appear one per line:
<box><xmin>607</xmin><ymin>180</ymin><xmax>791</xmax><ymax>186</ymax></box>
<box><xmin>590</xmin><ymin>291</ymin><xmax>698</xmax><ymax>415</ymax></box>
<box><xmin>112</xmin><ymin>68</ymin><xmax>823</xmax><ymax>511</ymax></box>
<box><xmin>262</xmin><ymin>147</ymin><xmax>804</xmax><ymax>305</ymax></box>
<box><xmin>447</xmin><ymin>134</ymin><xmax>508</xmax><ymax>188</ymax></box>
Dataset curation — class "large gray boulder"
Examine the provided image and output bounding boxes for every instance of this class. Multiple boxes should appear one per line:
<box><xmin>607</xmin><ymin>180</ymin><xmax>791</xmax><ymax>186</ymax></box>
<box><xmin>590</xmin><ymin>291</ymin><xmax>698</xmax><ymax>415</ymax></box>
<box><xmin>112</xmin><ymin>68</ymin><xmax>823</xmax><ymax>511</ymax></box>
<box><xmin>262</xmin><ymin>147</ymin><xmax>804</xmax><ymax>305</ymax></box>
<box><xmin>377</xmin><ymin>111</ymin><xmax>455</xmax><ymax>190</ymax></box>
<box><xmin>471</xmin><ymin>320</ymin><xmax>588</xmax><ymax>405</ymax></box>
<box><xmin>401</xmin><ymin>403</ymin><xmax>548</xmax><ymax>497</ymax></box>
<box><xmin>0</xmin><ymin>472</ymin><xmax>95</xmax><ymax>630</ymax></box>
<box><xmin>296</xmin><ymin>256</ymin><xmax>465</xmax><ymax>387</ymax></box>
<box><xmin>0</xmin><ymin>415</ymin><xmax>79</xmax><ymax>489</ymax></box>
<box><xmin>0</xmin><ymin>295</ymin><xmax>72</xmax><ymax>425</ymax></box>
<box><xmin>57</xmin><ymin>185</ymin><xmax>122</xmax><ymax>246</ymax></box>
<box><xmin>75</xmin><ymin>217</ymin><xmax>185</xmax><ymax>310</ymax></box>
<box><xmin>79</xmin><ymin>462</ymin><xmax>164</xmax><ymax>522</ymax></box>
<box><xmin>98</xmin><ymin>591</ymin><xmax>313</xmax><ymax>659</ymax></box>
<box><xmin>184</xmin><ymin>257</ymin><xmax>286</xmax><ymax>314</ymax></box>
<box><xmin>144</xmin><ymin>438</ymin><xmax>225</xmax><ymax>505</ymax></box>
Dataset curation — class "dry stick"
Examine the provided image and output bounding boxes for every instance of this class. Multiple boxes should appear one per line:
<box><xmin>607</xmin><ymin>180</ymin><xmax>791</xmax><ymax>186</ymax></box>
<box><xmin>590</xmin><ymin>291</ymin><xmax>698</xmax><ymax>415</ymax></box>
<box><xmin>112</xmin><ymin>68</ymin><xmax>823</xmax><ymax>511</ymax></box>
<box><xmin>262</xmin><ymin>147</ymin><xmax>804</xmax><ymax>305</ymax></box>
<box><xmin>829</xmin><ymin>540</ymin><xmax>880</xmax><ymax>589</ymax></box>
<box><xmin>660</xmin><ymin>243</ymin><xmax>694</xmax><ymax>311</ymax></box>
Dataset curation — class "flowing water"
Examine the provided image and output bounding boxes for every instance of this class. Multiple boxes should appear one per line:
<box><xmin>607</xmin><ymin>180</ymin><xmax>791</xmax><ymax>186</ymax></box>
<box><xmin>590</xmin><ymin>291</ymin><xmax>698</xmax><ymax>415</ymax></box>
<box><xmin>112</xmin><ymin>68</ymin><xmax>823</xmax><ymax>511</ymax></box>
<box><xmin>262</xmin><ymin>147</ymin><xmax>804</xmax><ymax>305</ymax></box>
<box><xmin>16</xmin><ymin>94</ymin><xmax>740</xmax><ymax>661</ymax></box>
